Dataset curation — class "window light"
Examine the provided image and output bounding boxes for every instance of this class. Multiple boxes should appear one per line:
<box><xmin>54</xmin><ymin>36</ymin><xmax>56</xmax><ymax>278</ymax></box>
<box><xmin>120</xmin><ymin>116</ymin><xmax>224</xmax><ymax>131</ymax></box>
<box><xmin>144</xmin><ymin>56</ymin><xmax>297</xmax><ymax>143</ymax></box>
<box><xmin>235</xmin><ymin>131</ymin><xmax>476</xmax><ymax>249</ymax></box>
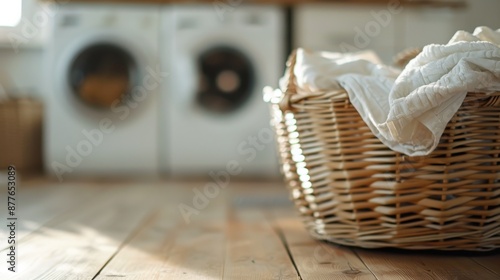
<box><xmin>0</xmin><ymin>0</ymin><xmax>22</xmax><ymax>27</ymax></box>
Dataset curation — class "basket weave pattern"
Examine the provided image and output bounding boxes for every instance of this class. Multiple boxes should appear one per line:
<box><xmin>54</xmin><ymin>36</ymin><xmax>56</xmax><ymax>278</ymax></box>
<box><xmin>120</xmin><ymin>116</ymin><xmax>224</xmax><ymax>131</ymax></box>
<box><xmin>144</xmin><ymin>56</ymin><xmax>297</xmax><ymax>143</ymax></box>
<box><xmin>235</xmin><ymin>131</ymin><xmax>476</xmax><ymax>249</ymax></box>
<box><xmin>269</xmin><ymin>52</ymin><xmax>500</xmax><ymax>251</ymax></box>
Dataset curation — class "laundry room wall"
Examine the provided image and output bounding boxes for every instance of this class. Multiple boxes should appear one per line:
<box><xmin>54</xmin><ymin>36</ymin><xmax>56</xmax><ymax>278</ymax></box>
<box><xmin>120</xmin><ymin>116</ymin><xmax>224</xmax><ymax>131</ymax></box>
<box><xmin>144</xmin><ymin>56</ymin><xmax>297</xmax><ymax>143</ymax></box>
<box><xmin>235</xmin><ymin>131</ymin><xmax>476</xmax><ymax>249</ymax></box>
<box><xmin>0</xmin><ymin>48</ymin><xmax>45</xmax><ymax>99</ymax></box>
<box><xmin>0</xmin><ymin>0</ymin><xmax>46</xmax><ymax>100</ymax></box>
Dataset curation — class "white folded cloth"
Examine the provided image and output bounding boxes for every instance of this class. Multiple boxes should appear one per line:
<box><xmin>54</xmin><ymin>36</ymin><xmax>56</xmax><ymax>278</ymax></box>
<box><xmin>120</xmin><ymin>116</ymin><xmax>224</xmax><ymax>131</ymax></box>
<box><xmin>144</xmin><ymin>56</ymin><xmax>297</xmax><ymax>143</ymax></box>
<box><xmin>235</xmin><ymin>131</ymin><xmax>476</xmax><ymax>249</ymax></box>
<box><xmin>288</xmin><ymin>26</ymin><xmax>500</xmax><ymax>156</ymax></box>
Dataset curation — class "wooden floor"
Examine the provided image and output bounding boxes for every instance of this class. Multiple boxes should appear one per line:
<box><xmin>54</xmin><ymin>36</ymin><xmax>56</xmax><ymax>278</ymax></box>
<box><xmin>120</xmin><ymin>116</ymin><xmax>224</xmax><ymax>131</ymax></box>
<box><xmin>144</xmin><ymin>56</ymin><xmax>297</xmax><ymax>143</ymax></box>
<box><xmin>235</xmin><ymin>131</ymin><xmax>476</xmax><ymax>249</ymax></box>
<box><xmin>0</xmin><ymin>179</ymin><xmax>498</xmax><ymax>280</ymax></box>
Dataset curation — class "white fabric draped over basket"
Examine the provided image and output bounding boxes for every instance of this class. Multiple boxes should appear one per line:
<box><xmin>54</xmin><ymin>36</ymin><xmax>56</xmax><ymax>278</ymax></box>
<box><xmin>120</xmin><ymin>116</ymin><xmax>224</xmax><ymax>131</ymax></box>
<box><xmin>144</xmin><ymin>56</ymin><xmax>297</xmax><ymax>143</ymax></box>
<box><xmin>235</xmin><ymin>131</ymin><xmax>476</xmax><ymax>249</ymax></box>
<box><xmin>289</xmin><ymin>26</ymin><xmax>500</xmax><ymax>157</ymax></box>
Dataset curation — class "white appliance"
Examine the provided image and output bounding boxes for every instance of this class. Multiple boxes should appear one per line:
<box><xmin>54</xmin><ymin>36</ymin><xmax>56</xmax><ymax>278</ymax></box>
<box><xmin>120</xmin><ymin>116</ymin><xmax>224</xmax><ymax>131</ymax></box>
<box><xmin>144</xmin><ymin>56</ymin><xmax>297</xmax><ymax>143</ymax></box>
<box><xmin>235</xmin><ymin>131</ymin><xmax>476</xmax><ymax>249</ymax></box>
<box><xmin>161</xmin><ymin>5</ymin><xmax>284</xmax><ymax>177</ymax></box>
<box><xmin>44</xmin><ymin>4</ymin><xmax>163</xmax><ymax>179</ymax></box>
<box><xmin>294</xmin><ymin>3</ymin><xmax>397</xmax><ymax>63</ymax></box>
<box><xmin>294</xmin><ymin>4</ymin><xmax>463</xmax><ymax>64</ymax></box>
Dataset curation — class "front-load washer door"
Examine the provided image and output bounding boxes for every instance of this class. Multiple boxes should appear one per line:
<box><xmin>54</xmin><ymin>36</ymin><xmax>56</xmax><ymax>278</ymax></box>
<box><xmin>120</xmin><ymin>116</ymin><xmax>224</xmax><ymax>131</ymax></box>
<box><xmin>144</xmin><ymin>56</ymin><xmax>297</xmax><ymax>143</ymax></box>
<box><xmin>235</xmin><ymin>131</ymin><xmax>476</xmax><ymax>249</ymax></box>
<box><xmin>196</xmin><ymin>46</ymin><xmax>255</xmax><ymax>114</ymax></box>
<box><xmin>68</xmin><ymin>43</ymin><xmax>138</xmax><ymax>110</ymax></box>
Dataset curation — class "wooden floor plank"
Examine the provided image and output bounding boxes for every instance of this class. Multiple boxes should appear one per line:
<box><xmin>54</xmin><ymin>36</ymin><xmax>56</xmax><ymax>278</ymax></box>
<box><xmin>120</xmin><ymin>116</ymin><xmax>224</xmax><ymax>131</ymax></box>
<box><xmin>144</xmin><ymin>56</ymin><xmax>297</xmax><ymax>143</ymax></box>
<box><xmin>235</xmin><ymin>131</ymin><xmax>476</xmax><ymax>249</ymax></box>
<box><xmin>0</xmin><ymin>183</ymin><xmax>56</xmax><ymax>243</ymax></box>
<box><xmin>470</xmin><ymin>254</ymin><xmax>500</xmax><ymax>277</ymax></box>
<box><xmin>271</xmin><ymin>209</ymin><xmax>376</xmax><ymax>280</ymax></box>
<box><xmin>93</xmin><ymin>206</ymin><xmax>176</xmax><ymax>280</ymax></box>
<box><xmin>159</xmin><ymin>223</ymin><xmax>226</xmax><ymax>279</ymax></box>
<box><xmin>93</xmin><ymin>184</ymin><xmax>213</xmax><ymax>280</ymax></box>
<box><xmin>151</xmin><ymin>183</ymin><xmax>228</xmax><ymax>280</ymax></box>
<box><xmin>354</xmin><ymin>248</ymin><xmax>500</xmax><ymax>280</ymax></box>
<box><xmin>223</xmin><ymin>208</ymin><xmax>299</xmax><ymax>280</ymax></box>
<box><xmin>0</xmin><ymin>184</ymin><xmax>159</xmax><ymax>280</ymax></box>
<box><xmin>0</xmin><ymin>183</ymin><xmax>101</xmax><ymax>248</ymax></box>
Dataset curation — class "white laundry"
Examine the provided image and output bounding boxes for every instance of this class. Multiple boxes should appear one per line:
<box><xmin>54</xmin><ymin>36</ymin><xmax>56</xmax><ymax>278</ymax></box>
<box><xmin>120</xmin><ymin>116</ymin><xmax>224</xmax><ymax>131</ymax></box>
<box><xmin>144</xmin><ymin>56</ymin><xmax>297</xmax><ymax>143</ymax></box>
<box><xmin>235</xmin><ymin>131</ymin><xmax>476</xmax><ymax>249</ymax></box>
<box><xmin>288</xmin><ymin>26</ymin><xmax>500</xmax><ymax>156</ymax></box>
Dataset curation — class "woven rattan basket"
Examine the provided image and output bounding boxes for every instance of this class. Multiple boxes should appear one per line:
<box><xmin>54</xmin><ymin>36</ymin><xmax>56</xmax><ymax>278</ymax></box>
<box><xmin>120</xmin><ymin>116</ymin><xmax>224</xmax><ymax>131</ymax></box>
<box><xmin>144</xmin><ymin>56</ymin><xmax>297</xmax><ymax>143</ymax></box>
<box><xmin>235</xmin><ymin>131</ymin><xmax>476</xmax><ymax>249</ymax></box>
<box><xmin>267</xmin><ymin>51</ymin><xmax>500</xmax><ymax>251</ymax></box>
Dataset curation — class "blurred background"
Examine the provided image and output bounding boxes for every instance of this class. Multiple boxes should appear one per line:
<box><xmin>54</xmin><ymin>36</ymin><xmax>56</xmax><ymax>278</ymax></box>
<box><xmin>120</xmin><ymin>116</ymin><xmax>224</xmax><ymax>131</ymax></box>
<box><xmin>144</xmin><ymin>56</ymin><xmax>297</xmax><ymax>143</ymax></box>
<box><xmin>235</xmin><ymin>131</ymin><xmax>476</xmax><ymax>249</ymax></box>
<box><xmin>1</xmin><ymin>0</ymin><xmax>499</xmax><ymax>182</ymax></box>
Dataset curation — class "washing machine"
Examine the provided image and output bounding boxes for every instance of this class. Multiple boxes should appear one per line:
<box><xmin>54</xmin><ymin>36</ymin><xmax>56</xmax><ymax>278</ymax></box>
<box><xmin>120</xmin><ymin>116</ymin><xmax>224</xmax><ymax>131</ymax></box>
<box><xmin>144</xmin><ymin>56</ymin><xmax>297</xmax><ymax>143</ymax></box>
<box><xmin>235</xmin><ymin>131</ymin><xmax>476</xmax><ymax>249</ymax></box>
<box><xmin>44</xmin><ymin>4</ymin><xmax>164</xmax><ymax>179</ymax></box>
<box><xmin>161</xmin><ymin>5</ymin><xmax>285</xmax><ymax>177</ymax></box>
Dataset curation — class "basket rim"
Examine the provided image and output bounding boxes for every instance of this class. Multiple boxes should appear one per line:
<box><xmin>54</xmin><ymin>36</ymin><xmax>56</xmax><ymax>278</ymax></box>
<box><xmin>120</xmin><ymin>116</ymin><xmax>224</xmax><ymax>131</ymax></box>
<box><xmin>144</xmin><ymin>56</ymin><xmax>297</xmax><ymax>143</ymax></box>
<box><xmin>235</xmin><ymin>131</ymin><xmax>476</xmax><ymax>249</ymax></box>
<box><xmin>271</xmin><ymin>49</ymin><xmax>500</xmax><ymax>111</ymax></box>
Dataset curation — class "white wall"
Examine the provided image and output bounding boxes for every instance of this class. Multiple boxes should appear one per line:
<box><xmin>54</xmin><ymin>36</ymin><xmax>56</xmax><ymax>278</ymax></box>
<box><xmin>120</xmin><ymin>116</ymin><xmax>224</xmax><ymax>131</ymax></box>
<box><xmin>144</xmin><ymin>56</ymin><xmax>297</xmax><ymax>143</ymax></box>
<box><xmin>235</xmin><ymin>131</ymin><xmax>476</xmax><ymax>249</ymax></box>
<box><xmin>0</xmin><ymin>0</ymin><xmax>46</xmax><ymax>100</ymax></box>
<box><xmin>0</xmin><ymin>48</ymin><xmax>45</xmax><ymax>99</ymax></box>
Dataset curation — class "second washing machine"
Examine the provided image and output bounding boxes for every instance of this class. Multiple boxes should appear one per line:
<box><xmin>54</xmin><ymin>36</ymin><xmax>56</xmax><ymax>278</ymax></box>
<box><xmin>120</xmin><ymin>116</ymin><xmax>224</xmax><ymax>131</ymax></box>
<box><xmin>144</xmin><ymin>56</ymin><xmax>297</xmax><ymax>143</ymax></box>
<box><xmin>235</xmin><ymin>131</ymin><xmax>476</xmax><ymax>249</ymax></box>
<box><xmin>161</xmin><ymin>5</ymin><xmax>285</xmax><ymax>177</ymax></box>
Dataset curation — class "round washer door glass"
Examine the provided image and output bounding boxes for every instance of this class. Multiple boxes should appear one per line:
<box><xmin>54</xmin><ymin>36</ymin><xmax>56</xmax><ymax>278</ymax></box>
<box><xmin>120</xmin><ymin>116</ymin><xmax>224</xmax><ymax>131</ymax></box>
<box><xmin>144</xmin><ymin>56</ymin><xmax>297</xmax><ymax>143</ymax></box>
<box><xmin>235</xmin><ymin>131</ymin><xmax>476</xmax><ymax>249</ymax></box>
<box><xmin>69</xmin><ymin>43</ymin><xmax>137</xmax><ymax>109</ymax></box>
<box><xmin>197</xmin><ymin>46</ymin><xmax>255</xmax><ymax>114</ymax></box>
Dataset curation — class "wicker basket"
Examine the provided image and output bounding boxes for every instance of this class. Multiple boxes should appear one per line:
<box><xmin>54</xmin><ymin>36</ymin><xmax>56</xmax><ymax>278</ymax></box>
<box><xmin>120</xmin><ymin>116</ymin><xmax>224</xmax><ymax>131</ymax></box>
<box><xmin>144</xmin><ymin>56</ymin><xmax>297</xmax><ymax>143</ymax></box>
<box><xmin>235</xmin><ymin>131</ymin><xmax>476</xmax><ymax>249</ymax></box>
<box><xmin>0</xmin><ymin>97</ymin><xmax>43</xmax><ymax>173</ymax></box>
<box><xmin>267</xmin><ymin>51</ymin><xmax>500</xmax><ymax>251</ymax></box>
